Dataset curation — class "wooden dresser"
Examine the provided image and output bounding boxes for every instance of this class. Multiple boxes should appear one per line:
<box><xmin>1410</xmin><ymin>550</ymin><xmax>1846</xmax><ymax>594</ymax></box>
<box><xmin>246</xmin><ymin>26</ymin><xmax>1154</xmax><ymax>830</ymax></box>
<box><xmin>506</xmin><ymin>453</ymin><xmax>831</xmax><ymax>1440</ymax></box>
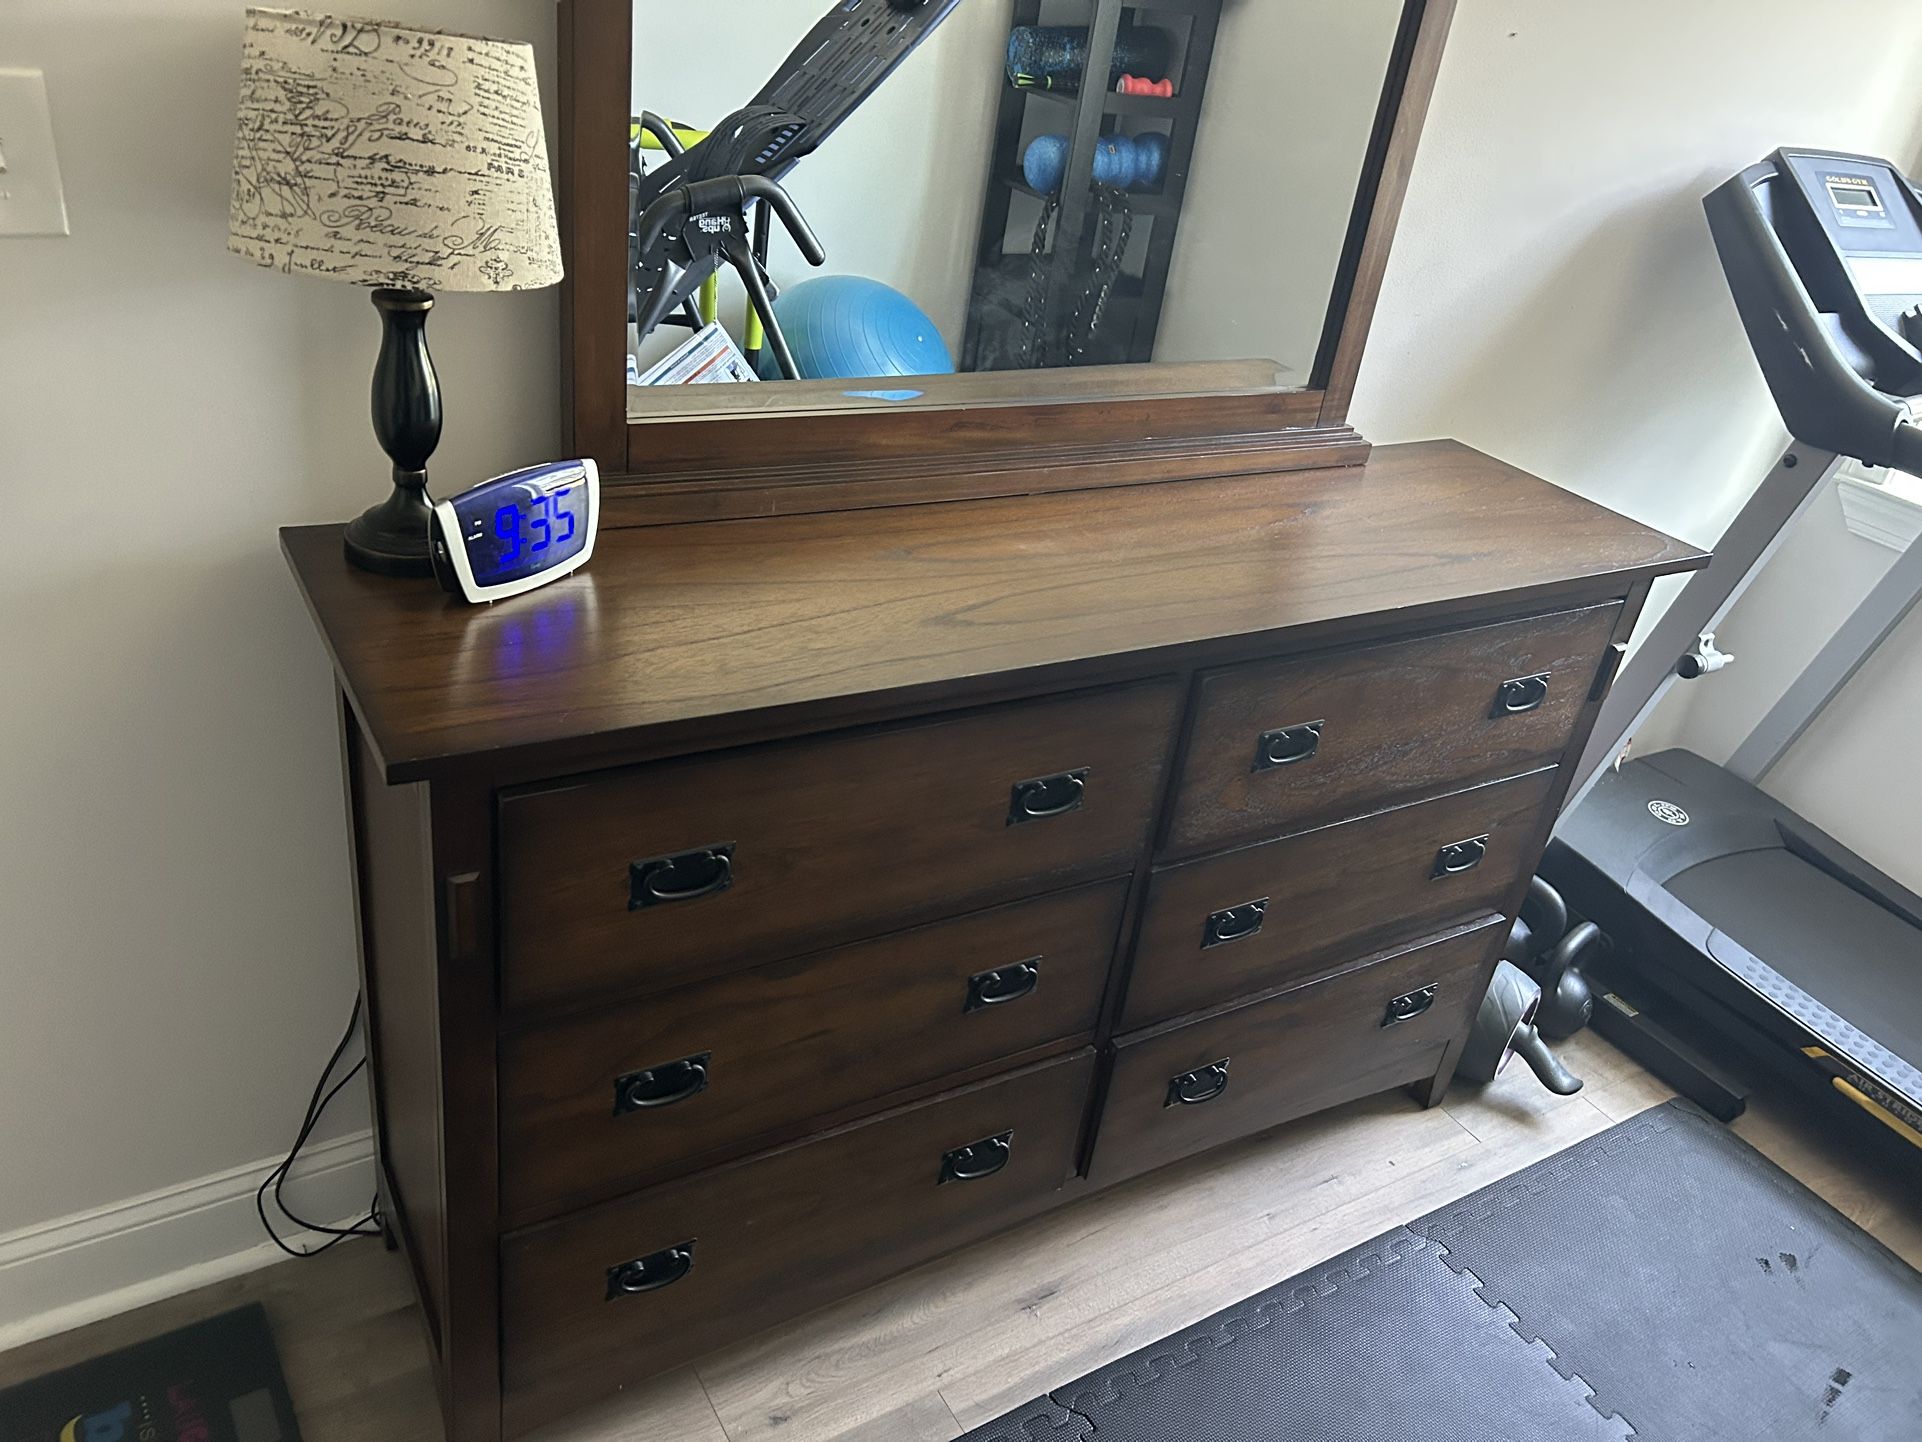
<box><xmin>283</xmin><ymin>442</ymin><xmax>1703</xmax><ymax>1441</ymax></box>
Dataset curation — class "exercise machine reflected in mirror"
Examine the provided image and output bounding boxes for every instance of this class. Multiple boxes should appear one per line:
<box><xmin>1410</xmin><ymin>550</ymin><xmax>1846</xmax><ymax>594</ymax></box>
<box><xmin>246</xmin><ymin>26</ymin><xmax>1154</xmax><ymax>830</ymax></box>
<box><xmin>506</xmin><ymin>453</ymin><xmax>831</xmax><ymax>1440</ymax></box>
<box><xmin>624</xmin><ymin>0</ymin><xmax>1406</xmax><ymax>417</ymax></box>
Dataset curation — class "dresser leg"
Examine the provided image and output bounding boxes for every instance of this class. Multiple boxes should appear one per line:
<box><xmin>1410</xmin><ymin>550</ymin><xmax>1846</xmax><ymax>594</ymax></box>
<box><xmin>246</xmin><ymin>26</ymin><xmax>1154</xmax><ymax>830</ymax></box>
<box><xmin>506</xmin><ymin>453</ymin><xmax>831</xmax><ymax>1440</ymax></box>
<box><xmin>1412</xmin><ymin>1044</ymin><xmax>1467</xmax><ymax>1110</ymax></box>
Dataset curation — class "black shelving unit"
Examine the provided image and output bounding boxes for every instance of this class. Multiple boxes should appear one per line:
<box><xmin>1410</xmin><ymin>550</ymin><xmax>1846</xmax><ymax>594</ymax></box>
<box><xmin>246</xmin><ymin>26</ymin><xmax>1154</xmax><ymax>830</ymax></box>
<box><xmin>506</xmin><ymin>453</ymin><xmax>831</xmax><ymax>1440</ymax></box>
<box><xmin>962</xmin><ymin>0</ymin><xmax>1223</xmax><ymax>370</ymax></box>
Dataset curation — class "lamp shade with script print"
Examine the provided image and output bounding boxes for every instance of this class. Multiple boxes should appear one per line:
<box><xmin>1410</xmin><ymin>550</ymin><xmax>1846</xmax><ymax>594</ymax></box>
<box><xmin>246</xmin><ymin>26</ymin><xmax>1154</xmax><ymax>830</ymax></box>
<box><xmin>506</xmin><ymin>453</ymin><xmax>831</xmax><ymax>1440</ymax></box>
<box><xmin>228</xmin><ymin>8</ymin><xmax>563</xmax><ymax>292</ymax></box>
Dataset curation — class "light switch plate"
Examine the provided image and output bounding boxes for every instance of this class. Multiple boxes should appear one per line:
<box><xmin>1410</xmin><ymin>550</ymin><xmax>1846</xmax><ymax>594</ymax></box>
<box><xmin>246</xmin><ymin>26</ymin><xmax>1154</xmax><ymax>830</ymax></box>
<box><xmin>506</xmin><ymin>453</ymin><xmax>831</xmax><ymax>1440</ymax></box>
<box><xmin>0</xmin><ymin>68</ymin><xmax>70</xmax><ymax>236</ymax></box>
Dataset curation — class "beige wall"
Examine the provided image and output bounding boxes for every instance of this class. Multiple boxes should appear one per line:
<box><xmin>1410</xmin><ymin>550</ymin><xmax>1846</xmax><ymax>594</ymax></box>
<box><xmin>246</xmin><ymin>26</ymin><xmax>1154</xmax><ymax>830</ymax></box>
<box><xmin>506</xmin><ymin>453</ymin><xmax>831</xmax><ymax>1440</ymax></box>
<box><xmin>7</xmin><ymin>0</ymin><xmax>1922</xmax><ymax>1329</ymax></box>
<box><xmin>1155</xmin><ymin>0</ymin><xmax>1405</xmax><ymax>380</ymax></box>
<box><xmin>1639</xmin><ymin>479</ymin><xmax>1922</xmax><ymax>894</ymax></box>
<box><xmin>1766</xmin><ymin>599</ymin><xmax>1922</xmax><ymax>893</ymax></box>
<box><xmin>0</xmin><ymin>0</ymin><xmax>559</xmax><ymax>1247</ymax></box>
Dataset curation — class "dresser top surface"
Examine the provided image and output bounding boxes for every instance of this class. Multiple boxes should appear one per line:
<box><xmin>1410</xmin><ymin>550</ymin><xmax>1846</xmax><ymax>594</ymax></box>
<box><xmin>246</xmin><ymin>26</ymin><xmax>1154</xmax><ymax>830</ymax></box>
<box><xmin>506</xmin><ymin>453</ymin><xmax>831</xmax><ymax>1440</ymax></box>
<box><xmin>283</xmin><ymin>441</ymin><xmax>1704</xmax><ymax>782</ymax></box>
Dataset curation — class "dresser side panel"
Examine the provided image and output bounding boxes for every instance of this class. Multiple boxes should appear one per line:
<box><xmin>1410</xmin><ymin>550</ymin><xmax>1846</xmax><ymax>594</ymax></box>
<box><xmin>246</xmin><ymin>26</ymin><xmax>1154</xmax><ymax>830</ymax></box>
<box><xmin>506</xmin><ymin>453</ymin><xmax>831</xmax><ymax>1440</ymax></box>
<box><xmin>349</xmin><ymin>719</ymin><xmax>449</xmax><ymax>1352</ymax></box>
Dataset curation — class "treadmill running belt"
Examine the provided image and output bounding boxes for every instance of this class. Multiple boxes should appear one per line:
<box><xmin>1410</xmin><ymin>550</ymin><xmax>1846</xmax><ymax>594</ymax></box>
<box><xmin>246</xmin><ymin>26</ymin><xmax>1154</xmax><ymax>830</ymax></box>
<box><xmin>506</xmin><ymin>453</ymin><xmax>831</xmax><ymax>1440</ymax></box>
<box><xmin>1667</xmin><ymin>846</ymin><xmax>1922</xmax><ymax>1073</ymax></box>
<box><xmin>960</xmin><ymin>1101</ymin><xmax>1922</xmax><ymax>1441</ymax></box>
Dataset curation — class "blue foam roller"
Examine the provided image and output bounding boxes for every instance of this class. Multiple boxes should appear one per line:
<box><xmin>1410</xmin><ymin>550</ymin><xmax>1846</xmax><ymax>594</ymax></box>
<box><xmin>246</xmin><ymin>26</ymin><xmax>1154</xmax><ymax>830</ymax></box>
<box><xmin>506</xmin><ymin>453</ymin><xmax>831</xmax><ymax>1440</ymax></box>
<box><xmin>1022</xmin><ymin>133</ymin><xmax>1168</xmax><ymax>194</ymax></box>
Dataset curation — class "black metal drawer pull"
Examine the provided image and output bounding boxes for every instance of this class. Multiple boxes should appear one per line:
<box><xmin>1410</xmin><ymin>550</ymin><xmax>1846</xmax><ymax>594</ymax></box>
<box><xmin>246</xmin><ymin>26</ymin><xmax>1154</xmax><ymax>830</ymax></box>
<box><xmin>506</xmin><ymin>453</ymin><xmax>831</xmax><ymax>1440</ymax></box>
<box><xmin>628</xmin><ymin>843</ymin><xmax>735</xmax><ymax>910</ymax></box>
<box><xmin>1253</xmin><ymin>720</ymin><xmax>1325</xmax><ymax>772</ymax></box>
<box><xmin>613</xmin><ymin>1053</ymin><xmax>711</xmax><ymax>1115</ymax></box>
<box><xmin>605</xmin><ymin>1242</ymin><xmax>695</xmax><ymax>1300</ymax></box>
<box><xmin>1493</xmin><ymin>673</ymin><xmax>1552</xmax><ymax>716</ymax></box>
<box><xmin>1383</xmin><ymin>986</ymin><xmax>1439</xmax><ymax>1027</ymax></box>
<box><xmin>1202</xmin><ymin>897</ymin><xmax>1268</xmax><ymax>949</ymax></box>
<box><xmin>940</xmin><ymin>1130</ymin><xmax>1014</xmax><ymax>1184</ymax></box>
<box><xmin>965</xmin><ymin>959</ymin><xmax>1041</xmax><ymax>1013</ymax></box>
<box><xmin>1432</xmin><ymin>834</ymin><xmax>1490</xmax><ymax>879</ymax></box>
<box><xmin>1008</xmin><ymin>769</ymin><xmax>1088</xmax><ymax>825</ymax></box>
<box><xmin>1166</xmin><ymin>1059</ymin><xmax>1231</xmax><ymax>1108</ymax></box>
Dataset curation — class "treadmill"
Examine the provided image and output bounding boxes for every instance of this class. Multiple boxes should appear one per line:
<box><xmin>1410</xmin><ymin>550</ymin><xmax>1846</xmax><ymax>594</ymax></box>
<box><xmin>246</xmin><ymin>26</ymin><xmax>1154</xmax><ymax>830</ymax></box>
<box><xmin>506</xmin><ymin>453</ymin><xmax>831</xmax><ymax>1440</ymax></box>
<box><xmin>1543</xmin><ymin>149</ymin><xmax>1922</xmax><ymax>1151</ymax></box>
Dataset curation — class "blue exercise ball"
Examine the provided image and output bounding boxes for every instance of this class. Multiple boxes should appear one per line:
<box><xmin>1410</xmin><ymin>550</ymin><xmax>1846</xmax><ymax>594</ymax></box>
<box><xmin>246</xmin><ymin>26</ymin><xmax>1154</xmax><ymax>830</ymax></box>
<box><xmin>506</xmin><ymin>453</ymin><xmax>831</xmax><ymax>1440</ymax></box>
<box><xmin>757</xmin><ymin>276</ymin><xmax>955</xmax><ymax>382</ymax></box>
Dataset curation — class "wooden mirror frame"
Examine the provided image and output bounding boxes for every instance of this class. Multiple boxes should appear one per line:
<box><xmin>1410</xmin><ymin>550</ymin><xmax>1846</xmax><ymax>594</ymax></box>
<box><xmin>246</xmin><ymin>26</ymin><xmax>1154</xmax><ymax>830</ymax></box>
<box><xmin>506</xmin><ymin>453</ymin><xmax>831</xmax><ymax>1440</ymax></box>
<box><xmin>558</xmin><ymin>0</ymin><xmax>1458</xmax><ymax>526</ymax></box>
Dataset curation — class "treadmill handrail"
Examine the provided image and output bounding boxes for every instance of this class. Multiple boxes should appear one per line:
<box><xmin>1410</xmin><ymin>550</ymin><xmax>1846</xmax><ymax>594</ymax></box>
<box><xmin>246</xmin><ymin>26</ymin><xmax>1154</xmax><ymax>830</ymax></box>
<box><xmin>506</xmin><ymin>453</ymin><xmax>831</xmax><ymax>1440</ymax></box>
<box><xmin>1705</xmin><ymin>158</ymin><xmax>1922</xmax><ymax>474</ymax></box>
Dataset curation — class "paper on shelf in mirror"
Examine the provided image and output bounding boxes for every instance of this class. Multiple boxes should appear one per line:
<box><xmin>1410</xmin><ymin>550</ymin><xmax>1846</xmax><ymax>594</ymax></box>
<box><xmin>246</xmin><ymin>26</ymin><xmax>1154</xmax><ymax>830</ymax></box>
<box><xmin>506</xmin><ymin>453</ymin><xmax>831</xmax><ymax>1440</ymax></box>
<box><xmin>631</xmin><ymin>322</ymin><xmax>760</xmax><ymax>387</ymax></box>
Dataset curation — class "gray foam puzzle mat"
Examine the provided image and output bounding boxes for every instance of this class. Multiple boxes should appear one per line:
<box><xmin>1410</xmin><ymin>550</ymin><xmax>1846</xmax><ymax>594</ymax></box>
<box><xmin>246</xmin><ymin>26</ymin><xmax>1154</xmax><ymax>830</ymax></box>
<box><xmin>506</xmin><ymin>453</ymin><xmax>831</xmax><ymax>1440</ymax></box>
<box><xmin>959</xmin><ymin>1100</ymin><xmax>1922</xmax><ymax>1440</ymax></box>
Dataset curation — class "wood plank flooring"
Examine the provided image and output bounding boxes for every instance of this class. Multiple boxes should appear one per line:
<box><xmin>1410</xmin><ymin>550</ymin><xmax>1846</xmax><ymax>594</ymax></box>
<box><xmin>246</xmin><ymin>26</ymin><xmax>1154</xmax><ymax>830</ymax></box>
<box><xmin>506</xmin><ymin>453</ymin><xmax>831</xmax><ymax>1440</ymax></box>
<box><xmin>4</xmin><ymin>1030</ymin><xmax>1917</xmax><ymax>1442</ymax></box>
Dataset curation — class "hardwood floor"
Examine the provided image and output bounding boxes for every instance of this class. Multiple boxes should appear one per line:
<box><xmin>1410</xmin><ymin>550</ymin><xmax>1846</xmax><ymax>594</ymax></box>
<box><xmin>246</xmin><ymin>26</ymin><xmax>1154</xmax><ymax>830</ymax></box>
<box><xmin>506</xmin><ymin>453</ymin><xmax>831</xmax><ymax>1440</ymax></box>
<box><xmin>4</xmin><ymin>1030</ymin><xmax>1918</xmax><ymax>1442</ymax></box>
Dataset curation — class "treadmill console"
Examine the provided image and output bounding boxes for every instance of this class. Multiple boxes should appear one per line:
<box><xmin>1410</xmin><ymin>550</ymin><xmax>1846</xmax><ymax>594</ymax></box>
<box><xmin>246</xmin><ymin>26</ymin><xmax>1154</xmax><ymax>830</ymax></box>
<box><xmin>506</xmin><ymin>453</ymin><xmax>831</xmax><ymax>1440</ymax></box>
<box><xmin>1706</xmin><ymin>148</ymin><xmax>1922</xmax><ymax>470</ymax></box>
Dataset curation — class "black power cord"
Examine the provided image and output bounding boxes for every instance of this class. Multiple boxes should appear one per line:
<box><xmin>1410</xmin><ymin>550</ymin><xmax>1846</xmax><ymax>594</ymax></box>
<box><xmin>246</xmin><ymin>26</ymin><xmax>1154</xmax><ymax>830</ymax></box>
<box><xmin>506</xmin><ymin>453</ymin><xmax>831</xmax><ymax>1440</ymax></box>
<box><xmin>256</xmin><ymin>994</ymin><xmax>384</xmax><ymax>1257</ymax></box>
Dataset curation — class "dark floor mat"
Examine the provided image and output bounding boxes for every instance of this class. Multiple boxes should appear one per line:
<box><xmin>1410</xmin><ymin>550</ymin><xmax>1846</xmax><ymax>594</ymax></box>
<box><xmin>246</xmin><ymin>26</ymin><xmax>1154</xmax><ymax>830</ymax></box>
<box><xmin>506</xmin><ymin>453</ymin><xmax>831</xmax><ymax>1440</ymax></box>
<box><xmin>961</xmin><ymin>1100</ymin><xmax>1922</xmax><ymax>1442</ymax></box>
<box><xmin>0</xmin><ymin>1304</ymin><xmax>299</xmax><ymax>1441</ymax></box>
<box><xmin>1049</xmin><ymin>1232</ymin><xmax>1629</xmax><ymax>1442</ymax></box>
<box><xmin>1414</xmin><ymin>1102</ymin><xmax>1922</xmax><ymax>1441</ymax></box>
<box><xmin>961</xmin><ymin>1394</ymin><xmax>1094</xmax><ymax>1442</ymax></box>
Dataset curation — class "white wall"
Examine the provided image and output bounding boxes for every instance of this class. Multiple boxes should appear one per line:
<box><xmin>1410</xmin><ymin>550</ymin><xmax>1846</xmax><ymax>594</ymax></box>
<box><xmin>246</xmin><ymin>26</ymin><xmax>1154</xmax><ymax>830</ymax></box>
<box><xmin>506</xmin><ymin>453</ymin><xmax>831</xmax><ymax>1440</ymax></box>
<box><xmin>1767</xmin><ymin>597</ymin><xmax>1922</xmax><ymax>892</ymax></box>
<box><xmin>1637</xmin><ymin>473</ymin><xmax>1922</xmax><ymax>894</ymax></box>
<box><xmin>0</xmin><ymin>0</ymin><xmax>558</xmax><ymax>1334</ymax></box>
<box><xmin>1155</xmin><ymin>0</ymin><xmax>1404</xmax><ymax>381</ymax></box>
<box><xmin>1349</xmin><ymin>0</ymin><xmax>1922</xmax><ymax>890</ymax></box>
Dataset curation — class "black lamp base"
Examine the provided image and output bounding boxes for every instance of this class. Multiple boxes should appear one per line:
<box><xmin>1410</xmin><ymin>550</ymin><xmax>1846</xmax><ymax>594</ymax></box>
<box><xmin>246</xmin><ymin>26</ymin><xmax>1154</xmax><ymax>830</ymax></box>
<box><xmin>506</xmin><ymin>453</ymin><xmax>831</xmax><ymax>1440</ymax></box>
<box><xmin>343</xmin><ymin>469</ymin><xmax>435</xmax><ymax>577</ymax></box>
<box><xmin>346</xmin><ymin>287</ymin><xmax>443</xmax><ymax>578</ymax></box>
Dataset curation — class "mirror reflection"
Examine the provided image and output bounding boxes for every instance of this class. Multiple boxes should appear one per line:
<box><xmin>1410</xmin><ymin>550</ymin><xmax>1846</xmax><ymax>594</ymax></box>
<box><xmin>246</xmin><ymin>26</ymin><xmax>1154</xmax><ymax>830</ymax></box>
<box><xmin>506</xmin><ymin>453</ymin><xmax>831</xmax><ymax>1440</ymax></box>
<box><xmin>627</xmin><ymin>0</ymin><xmax>1405</xmax><ymax>417</ymax></box>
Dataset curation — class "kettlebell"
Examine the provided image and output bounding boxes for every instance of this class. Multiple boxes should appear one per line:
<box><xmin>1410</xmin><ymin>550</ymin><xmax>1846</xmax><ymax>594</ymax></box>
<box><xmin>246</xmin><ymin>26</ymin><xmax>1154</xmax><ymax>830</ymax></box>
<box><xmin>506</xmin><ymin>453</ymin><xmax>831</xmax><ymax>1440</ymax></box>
<box><xmin>1458</xmin><ymin>961</ymin><xmax>1583</xmax><ymax>1095</ymax></box>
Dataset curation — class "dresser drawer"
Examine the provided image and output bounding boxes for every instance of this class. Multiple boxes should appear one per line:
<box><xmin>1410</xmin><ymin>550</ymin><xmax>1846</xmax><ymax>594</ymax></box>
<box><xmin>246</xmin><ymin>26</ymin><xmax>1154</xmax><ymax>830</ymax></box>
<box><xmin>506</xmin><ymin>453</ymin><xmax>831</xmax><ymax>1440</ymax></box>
<box><xmin>1123</xmin><ymin>768</ymin><xmax>1554</xmax><ymax>1029</ymax></box>
<box><xmin>499</xmin><ymin>1050</ymin><xmax>1094</xmax><ymax>1429</ymax></box>
<box><xmin>1163</xmin><ymin>605</ymin><xmax>1619</xmax><ymax>856</ymax></box>
<box><xmin>499</xmin><ymin>881</ymin><xmax>1125</xmax><ymax>1217</ymax></box>
<box><xmin>1092</xmin><ymin>922</ymin><xmax>1501</xmax><ymax>1187</ymax></box>
<box><xmin>498</xmin><ymin>682</ymin><xmax>1179</xmax><ymax>1012</ymax></box>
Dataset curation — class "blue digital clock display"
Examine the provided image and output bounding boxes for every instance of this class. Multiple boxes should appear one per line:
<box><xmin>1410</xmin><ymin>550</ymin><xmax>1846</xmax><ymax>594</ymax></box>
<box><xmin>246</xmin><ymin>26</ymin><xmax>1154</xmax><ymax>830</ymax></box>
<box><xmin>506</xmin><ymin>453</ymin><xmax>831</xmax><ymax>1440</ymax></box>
<box><xmin>431</xmin><ymin>459</ymin><xmax>600</xmax><ymax>603</ymax></box>
<box><xmin>451</xmin><ymin>474</ymin><xmax>590</xmax><ymax>587</ymax></box>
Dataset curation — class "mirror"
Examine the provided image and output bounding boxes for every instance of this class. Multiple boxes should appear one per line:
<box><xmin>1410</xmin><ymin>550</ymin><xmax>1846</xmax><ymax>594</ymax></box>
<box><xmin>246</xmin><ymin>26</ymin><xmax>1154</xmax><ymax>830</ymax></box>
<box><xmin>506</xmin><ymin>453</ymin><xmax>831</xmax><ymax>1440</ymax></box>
<box><xmin>624</xmin><ymin>0</ymin><xmax>1409</xmax><ymax>421</ymax></box>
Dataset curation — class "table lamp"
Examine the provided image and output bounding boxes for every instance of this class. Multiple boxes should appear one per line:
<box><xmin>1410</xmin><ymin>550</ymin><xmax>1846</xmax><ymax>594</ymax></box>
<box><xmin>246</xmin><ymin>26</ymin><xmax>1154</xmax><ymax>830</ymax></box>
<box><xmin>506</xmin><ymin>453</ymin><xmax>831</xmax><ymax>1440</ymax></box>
<box><xmin>228</xmin><ymin>9</ymin><xmax>564</xmax><ymax>576</ymax></box>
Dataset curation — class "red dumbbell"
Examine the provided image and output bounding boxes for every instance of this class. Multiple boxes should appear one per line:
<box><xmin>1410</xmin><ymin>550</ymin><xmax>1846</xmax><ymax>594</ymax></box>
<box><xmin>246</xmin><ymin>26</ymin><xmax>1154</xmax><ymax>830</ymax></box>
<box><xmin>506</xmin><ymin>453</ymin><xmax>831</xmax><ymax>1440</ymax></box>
<box><xmin>1116</xmin><ymin>74</ymin><xmax>1174</xmax><ymax>98</ymax></box>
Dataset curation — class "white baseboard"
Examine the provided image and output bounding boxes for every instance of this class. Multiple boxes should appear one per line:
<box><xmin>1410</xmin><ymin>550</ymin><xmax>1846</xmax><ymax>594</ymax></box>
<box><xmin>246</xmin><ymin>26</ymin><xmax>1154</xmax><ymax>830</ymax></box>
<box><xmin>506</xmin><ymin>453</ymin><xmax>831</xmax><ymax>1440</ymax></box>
<box><xmin>0</xmin><ymin>1129</ymin><xmax>377</xmax><ymax>1351</ymax></box>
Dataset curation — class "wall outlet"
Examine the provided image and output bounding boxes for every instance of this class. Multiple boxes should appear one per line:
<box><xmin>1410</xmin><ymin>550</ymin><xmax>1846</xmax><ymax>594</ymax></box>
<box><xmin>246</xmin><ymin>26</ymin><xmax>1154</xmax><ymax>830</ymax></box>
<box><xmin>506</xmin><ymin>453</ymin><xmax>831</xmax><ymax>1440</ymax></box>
<box><xmin>0</xmin><ymin>68</ymin><xmax>70</xmax><ymax>237</ymax></box>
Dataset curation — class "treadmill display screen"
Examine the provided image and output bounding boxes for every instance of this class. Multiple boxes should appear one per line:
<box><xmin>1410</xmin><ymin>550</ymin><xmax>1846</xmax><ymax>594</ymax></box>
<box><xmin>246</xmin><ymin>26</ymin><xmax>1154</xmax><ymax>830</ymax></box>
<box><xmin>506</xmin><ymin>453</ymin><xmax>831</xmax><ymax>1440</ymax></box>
<box><xmin>1828</xmin><ymin>180</ymin><xmax>1883</xmax><ymax>212</ymax></box>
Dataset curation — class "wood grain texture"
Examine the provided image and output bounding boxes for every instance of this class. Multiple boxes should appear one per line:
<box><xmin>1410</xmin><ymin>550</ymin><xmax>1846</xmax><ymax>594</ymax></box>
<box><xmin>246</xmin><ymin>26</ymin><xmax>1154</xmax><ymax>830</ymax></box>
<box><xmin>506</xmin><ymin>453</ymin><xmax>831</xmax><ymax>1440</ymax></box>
<box><xmin>1123</xmin><ymin>769</ymin><xmax>1558</xmax><ymax>1030</ymax></box>
<box><xmin>599</xmin><ymin>419</ymin><xmax>1366</xmax><ymax>530</ymax></box>
<box><xmin>498</xmin><ymin>881</ymin><xmax>1126</xmax><ymax>1217</ymax></box>
<box><xmin>425</xmin><ymin>782</ymin><xmax>508</xmax><ymax>1442</ymax></box>
<box><xmin>556</xmin><ymin>0</ymin><xmax>631</xmax><ymax>473</ymax></box>
<box><xmin>498</xmin><ymin>1053</ymin><xmax>1096</xmax><ymax>1433</ymax></box>
<box><xmin>1091</xmin><ymin>919</ymin><xmax>1504</xmax><ymax>1187</ymax></box>
<box><xmin>1163</xmin><ymin>603</ymin><xmax>1622</xmax><ymax>856</ymax></box>
<box><xmin>497</xmin><ymin>683</ymin><xmax>1177</xmax><ymax>1013</ymax></box>
<box><xmin>343</xmin><ymin>711</ymin><xmax>446</xmax><ymax>1353</ymax></box>
<box><xmin>280</xmin><ymin>442</ymin><xmax>1704</xmax><ymax>785</ymax></box>
<box><xmin>619</xmin><ymin>385</ymin><xmax>1337</xmax><ymax>491</ymax></box>
<box><xmin>626</xmin><ymin>360</ymin><xmax>1287</xmax><ymax>422</ymax></box>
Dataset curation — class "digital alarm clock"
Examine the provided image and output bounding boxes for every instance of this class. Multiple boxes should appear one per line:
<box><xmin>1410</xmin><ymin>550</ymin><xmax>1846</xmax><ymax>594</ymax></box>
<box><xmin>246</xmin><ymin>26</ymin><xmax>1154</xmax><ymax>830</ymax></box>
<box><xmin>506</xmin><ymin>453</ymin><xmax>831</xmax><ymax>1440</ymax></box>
<box><xmin>429</xmin><ymin>459</ymin><xmax>600</xmax><ymax>602</ymax></box>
